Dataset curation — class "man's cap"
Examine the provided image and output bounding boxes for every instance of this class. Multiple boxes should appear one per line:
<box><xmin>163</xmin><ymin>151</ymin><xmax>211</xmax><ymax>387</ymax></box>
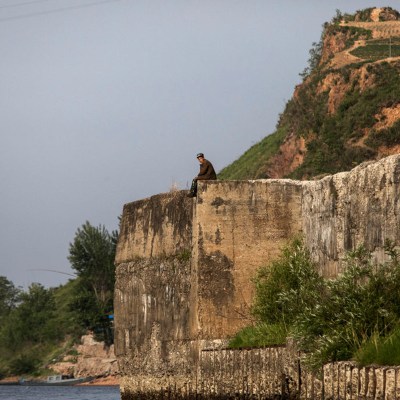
<box><xmin>196</xmin><ymin>153</ymin><xmax>204</xmax><ymax>158</ymax></box>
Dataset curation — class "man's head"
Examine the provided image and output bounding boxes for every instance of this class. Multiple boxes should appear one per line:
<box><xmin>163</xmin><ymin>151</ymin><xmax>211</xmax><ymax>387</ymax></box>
<box><xmin>196</xmin><ymin>153</ymin><xmax>205</xmax><ymax>164</ymax></box>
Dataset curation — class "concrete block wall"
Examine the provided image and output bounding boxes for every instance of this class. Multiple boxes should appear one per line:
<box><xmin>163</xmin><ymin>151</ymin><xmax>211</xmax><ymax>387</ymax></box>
<box><xmin>115</xmin><ymin>191</ymin><xmax>193</xmax><ymax>262</ymax></box>
<box><xmin>193</xmin><ymin>179</ymin><xmax>303</xmax><ymax>338</ymax></box>
<box><xmin>114</xmin><ymin>191</ymin><xmax>196</xmax><ymax>391</ymax></box>
<box><xmin>114</xmin><ymin>155</ymin><xmax>400</xmax><ymax>399</ymax></box>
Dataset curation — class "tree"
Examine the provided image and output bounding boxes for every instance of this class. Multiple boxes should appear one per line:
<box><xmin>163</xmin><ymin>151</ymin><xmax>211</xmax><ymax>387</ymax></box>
<box><xmin>0</xmin><ymin>283</ymin><xmax>60</xmax><ymax>352</ymax></box>
<box><xmin>0</xmin><ymin>276</ymin><xmax>21</xmax><ymax>320</ymax></box>
<box><xmin>68</xmin><ymin>221</ymin><xmax>118</xmax><ymax>344</ymax></box>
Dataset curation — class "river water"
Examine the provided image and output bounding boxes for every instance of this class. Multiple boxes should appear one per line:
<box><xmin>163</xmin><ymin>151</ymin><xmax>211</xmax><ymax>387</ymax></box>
<box><xmin>0</xmin><ymin>385</ymin><xmax>121</xmax><ymax>400</ymax></box>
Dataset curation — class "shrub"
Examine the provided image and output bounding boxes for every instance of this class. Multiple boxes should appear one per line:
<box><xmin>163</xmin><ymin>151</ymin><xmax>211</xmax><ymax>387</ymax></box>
<box><xmin>231</xmin><ymin>238</ymin><xmax>400</xmax><ymax>370</ymax></box>
<box><xmin>366</xmin><ymin>120</ymin><xmax>400</xmax><ymax>148</ymax></box>
<box><xmin>292</xmin><ymin>244</ymin><xmax>400</xmax><ymax>369</ymax></box>
<box><xmin>9</xmin><ymin>353</ymin><xmax>39</xmax><ymax>375</ymax></box>
<box><xmin>252</xmin><ymin>237</ymin><xmax>323</xmax><ymax>327</ymax></box>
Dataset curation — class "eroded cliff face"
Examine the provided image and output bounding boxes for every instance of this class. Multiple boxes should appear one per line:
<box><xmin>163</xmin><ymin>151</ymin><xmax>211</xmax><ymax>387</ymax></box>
<box><xmin>219</xmin><ymin>7</ymin><xmax>400</xmax><ymax>181</ymax></box>
<box><xmin>114</xmin><ymin>155</ymin><xmax>400</xmax><ymax>398</ymax></box>
<box><xmin>302</xmin><ymin>155</ymin><xmax>400</xmax><ymax>277</ymax></box>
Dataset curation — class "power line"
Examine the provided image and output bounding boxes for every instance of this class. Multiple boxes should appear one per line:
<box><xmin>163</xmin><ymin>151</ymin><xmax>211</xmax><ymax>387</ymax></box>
<box><xmin>27</xmin><ymin>268</ymin><xmax>76</xmax><ymax>277</ymax></box>
<box><xmin>0</xmin><ymin>0</ymin><xmax>55</xmax><ymax>10</ymax></box>
<box><xmin>0</xmin><ymin>0</ymin><xmax>121</xmax><ymax>22</ymax></box>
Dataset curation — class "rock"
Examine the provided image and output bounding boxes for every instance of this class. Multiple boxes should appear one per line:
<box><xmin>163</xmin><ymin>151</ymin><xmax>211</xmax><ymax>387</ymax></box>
<box><xmin>51</xmin><ymin>333</ymin><xmax>118</xmax><ymax>378</ymax></box>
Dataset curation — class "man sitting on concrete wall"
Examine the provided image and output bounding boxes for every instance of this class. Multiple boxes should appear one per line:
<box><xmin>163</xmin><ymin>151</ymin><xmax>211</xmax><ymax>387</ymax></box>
<box><xmin>187</xmin><ymin>153</ymin><xmax>217</xmax><ymax>197</ymax></box>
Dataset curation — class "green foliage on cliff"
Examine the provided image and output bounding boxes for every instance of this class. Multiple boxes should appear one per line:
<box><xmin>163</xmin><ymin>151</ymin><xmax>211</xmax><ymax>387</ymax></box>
<box><xmin>342</xmin><ymin>8</ymin><xmax>375</xmax><ymax>22</ymax></box>
<box><xmin>229</xmin><ymin>239</ymin><xmax>400</xmax><ymax>369</ymax></box>
<box><xmin>351</xmin><ymin>38</ymin><xmax>400</xmax><ymax>61</ymax></box>
<box><xmin>288</xmin><ymin>61</ymin><xmax>400</xmax><ymax>178</ymax></box>
<box><xmin>219</xmin><ymin>8</ymin><xmax>400</xmax><ymax>181</ymax></box>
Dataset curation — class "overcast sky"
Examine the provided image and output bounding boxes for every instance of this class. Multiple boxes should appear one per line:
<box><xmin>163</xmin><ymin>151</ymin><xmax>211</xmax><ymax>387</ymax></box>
<box><xmin>1</xmin><ymin>0</ymin><xmax>399</xmax><ymax>289</ymax></box>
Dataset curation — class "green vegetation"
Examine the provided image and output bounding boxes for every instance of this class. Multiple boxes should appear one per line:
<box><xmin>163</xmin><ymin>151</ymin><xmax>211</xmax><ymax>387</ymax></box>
<box><xmin>229</xmin><ymin>238</ymin><xmax>400</xmax><ymax>370</ymax></box>
<box><xmin>284</xmin><ymin>60</ymin><xmax>400</xmax><ymax>179</ymax></box>
<box><xmin>228</xmin><ymin>323</ymin><xmax>286</xmax><ymax>348</ymax></box>
<box><xmin>328</xmin><ymin>25</ymin><xmax>372</xmax><ymax>49</ymax></box>
<box><xmin>68</xmin><ymin>221</ymin><xmax>118</xmax><ymax>345</ymax></box>
<box><xmin>0</xmin><ymin>221</ymin><xmax>118</xmax><ymax>377</ymax></box>
<box><xmin>333</xmin><ymin>8</ymin><xmax>377</xmax><ymax>23</ymax></box>
<box><xmin>355</xmin><ymin>327</ymin><xmax>400</xmax><ymax>366</ymax></box>
<box><xmin>351</xmin><ymin>38</ymin><xmax>400</xmax><ymax>61</ymax></box>
<box><xmin>367</xmin><ymin>119</ymin><xmax>400</xmax><ymax>148</ymax></box>
<box><xmin>219</xmin><ymin>8</ymin><xmax>400</xmax><ymax>181</ymax></box>
<box><xmin>218</xmin><ymin>126</ymin><xmax>287</xmax><ymax>180</ymax></box>
<box><xmin>0</xmin><ymin>281</ymin><xmax>79</xmax><ymax>377</ymax></box>
<box><xmin>176</xmin><ymin>249</ymin><xmax>192</xmax><ymax>262</ymax></box>
<box><xmin>343</xmin><ymin>8</ymin><xmax>375</xmax><ymax>23</ymax></box>
<box><xmin>378</xmin><ymin>7</ymin><xmax>400</xmax><ymax>22</ymax></box>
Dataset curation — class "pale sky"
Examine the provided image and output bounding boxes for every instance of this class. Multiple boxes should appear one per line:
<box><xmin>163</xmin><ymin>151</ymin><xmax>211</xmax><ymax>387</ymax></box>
<box><xmin>1</xmin><ymin>0</ymin><xmax>399</xmax><ymax>288</ymax></box>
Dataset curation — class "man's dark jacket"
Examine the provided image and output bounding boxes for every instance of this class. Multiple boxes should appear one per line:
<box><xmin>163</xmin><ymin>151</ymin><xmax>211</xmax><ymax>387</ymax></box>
<box><xmin>196</xmin><ymin>159</ymin><xmax>217</xmax><ymax>180</ymax></box>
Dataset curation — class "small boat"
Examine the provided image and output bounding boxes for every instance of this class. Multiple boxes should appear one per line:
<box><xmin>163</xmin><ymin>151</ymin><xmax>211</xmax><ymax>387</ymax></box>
<box><xmin>19</xmin><ymin>374</ymin><xmax>94</xmax><ymax>386</ymax></box>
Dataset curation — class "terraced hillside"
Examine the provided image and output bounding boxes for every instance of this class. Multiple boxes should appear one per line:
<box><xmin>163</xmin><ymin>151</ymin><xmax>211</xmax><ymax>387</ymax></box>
<box><xmin>219</xmin><ymin>7</ymin><xmax>400</xmax><ymax>180</ymax></box>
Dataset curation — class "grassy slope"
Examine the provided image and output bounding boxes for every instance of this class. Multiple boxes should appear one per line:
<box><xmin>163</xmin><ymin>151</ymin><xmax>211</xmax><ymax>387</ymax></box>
<box><xmin>218</xmin><ymin>126</ymin><xmax>287</xmax><ymax>180</ymax></box>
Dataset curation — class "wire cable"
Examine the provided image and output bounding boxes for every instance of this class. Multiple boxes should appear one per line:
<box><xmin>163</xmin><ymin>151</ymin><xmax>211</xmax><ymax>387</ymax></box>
<box><xmin>0</xmin><ymin>0</ymin><xmax>55</xmax><ymax>10</ymax></box>
<box><xmin>27</xmin><ymin>268</ymin><xmax>76</xmax><ymax>277</ymax></box>
<box><xmin>0</xmin><ymin>0</ymin><xmax>121</xmax><ymax>22</ymax></box>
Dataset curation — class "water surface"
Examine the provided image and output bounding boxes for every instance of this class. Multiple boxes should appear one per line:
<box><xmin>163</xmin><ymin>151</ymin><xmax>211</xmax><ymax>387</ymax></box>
<box><xmin>0</xmin><ymin>385</ymin><xmax>120</xmax><ymax>400</ymax></box>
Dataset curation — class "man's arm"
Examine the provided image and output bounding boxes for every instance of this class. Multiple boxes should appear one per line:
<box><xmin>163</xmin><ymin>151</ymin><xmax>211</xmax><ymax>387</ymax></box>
<box><xmin>196</xmin><ymin>161</ymin><xmax>216</xmax><ymax>180</ymax></box>
<box><xmin>196</xmin><ymin>162</ymin><xmax>209</xmax><ymax>180</ymax></box>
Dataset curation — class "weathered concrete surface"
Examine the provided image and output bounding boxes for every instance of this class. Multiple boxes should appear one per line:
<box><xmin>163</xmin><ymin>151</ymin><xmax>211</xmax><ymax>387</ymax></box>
<box><xmin>115</xmin><ymin>191</ymin><xmax>193</xmax><ymax>263</ymax></box>
<box><xmin>118</xmin><ymin>347</ymin><xmax>400</xmax><ymax>400</ymax></box>
<box><xmin>322</xmin><ymin>362</ymin><xmax>400</xmax><ymax>400</ymax></box>
<box><xmin>114</xmin><ymin>155</ymin><xmax>400</xmax><ymax>399</ymax></box>
<box><xmin>302</xmin><ymin>156</ymin><xmax>400</xmax><ymax>277</ymax></box>
<box><xmin>193</xmin><ymin>179</ymin><xmax>303</xmax><ymax>338</ymax></box>
<box><xmin>114</xmin><ymin>257</ymin><xmax>193</xmax><ymax>376</ymax></box>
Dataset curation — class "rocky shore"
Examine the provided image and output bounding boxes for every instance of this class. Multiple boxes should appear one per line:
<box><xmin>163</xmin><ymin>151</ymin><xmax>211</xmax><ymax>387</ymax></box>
<box><xmin>0</xmin><ymin>333</ymin><xmax>120</xmax><ymax>386</ymax></box>
<box><xmin>51</xmin><ymin>333</ymin><xmax>119</xmax><ymax>379</ymax></box>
